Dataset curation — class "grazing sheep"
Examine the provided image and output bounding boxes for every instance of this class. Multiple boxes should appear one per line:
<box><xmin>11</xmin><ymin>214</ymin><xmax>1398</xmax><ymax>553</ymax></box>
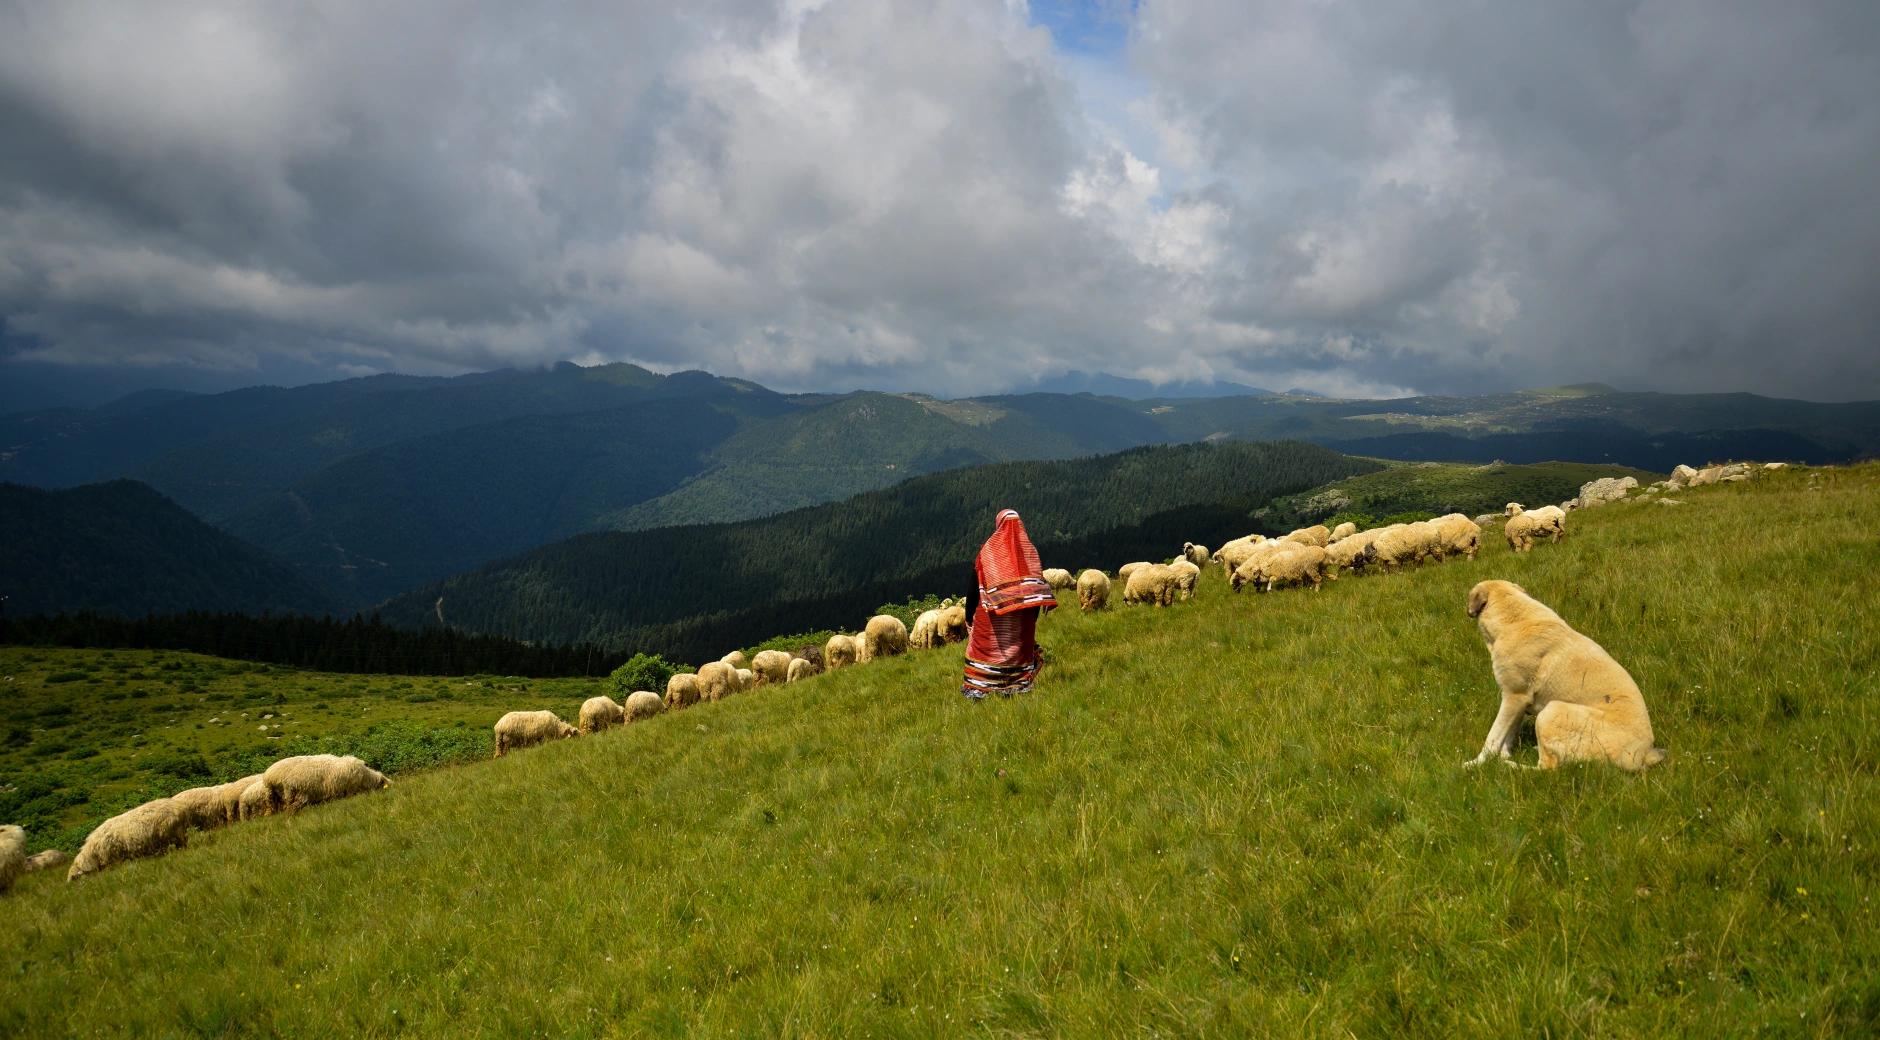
<box><xmin>579</xmin><ymin>695</ymin><xmax>626</xmax><ymax>735</ymax></box>
<box><xmin>1117</xmin><ymin>561</ymin><xmax>1151</xmax><ymax>584</ymax></box>
<box><xmin>169</xmin><ymin>784</ymin><xmax>234</xmax><ymax>832</ymax></box>
<box><xmin>1327</xmin><ymin>528</ymin><xmax>1384</xmax><ymax>573</ymax></box>
<box><xmin>237</xmin><ymin>778</ymin><xmax>272</xmax><ymax>821</ymax></box>
<box><xmin>698</xmin><ymin>661</ymin><xmax>741</xmax><ymax>702</ymax></box>
<box><xmin>1527</xmin><ymin>505</ymin><xmax>1567</xmax><ymax>540</ymax></box>
<box><xmin>1168</xmin><ymin>559</ymin><xmax>1201</xmax><ymax>600</ymax></box>
<box><xmin>824</xmin><ymin>633</ymin><xmax>858</xmax><ymax>670</ymax></box>
<box><xmin>1284</xmin><ymin>524</ymin><xmax>1331</xmax><ymax>547</ymax></box>
<box><xmin>262</xmin><ymin>754</ymin><xmax>391</xmax><ymax>815</ymax></box>
<box><xmin>910</xmin><ymin>608</ymin><xmax>947</xmax><ymax>650</ymax></box>
<box><xmin>720</xmin><ymin>651</ymin><xmax>747</xmax><ymax>669</ymax></box>
<box><xmin>0</xmin><ymin>824</ymin><xmax>23</xmax><ymax>893</ymax></box>
<box><xmin>735</xmin><ymin>667</ymin><xmax>755</xmax><ymax>691</ymax></box>
<box><xmin>1362</xmin><ymin>522</ymin><xmax>1437</xmax><ymax>572</ymax></box>
<box><xmin>1123</xmin><ymin>563</ymin><xmax>1178</xmax><ymax>606</ymax></box>
<box><xmin>665</xmin><ymin>673</ymin><xmax>702</xmax><ymax>710</ymax></box>
<box><xmin>1428</xmin><ymin>513</ymin><xmax>1483</xmax><ymax>561</ymax></box>
<box><xmin>211</xmin><ymin>774</ymin><xmax>264</xmax><ymax>825</ymax></box>
<box><xmin>1181</xmin><ymin>542</ymin><xmax>1211</xmax><ymax>568</ymax></box>
<box><xmin>24</xmin><ymin>848</ymin><xmax>70</xmax><ymax>874</ymax></box>
<box><xmin>1075</xmin><ymin>569</ymin><xmax>1111</xmax><ymax>611</ymax></box>
<box><xmin>1504</xmin><ymin>511</ymin><xmax>1549</xmax><ymax>552</ymax></box>
<box><xmin>624</xmin><ymin>690</ymin><xmax>665</xmax><ymax>721</ymax></box>
<box><xmin>862</xmin><ymin>615</ymin><xmax>910</xmax><ymax>661</ymax></box>
<box><xmin>1229</xmin><ymin>540</ymin><xmax>1299</xmax><ymax>591</ymax></box>
<box><xmin>1329</xmin><ymin>522</ymin><xmax>1357</xmax><ymax>543</ymax></box>
<box><xmin>1256</xmin><ymin>544</ymin><xmax>1333</xmax><ymax>592</ymax></box>
<box><xmin>909</xmin><ymin>603</ymin><xmax>968</xmax><ymax>648</ymax></box>
<box><xmin>751</xmin><ymin>649</ymin><xmax>793</xmax><ymax>685</ymax></box>
<box><xmin>68</xmin><ymin>799</ymin><xmax>188</xmax><ymax>881</ymax></box>
<box><xmin>786</xmin><ymin>657</ymin><xmax>818</xmax><ymax>683</ymax></box>
<box><xmin>494</xmin><ymin>710</ymin><xmax>578</xmax><ymax>757</ymax></box>
<box><xmin>1464</xmin><ymin>580</ymin><xmax>1665</xmax><ymax>771</ymax></box>
<box><xmin>1213</xmin><ymin>536</ymin><xmax>1268</xmax><ymax>577</ymax></box>
<box><xmin>1042</xmin><ymin>567</ymin><xmax>1075</xmax><ymax>590</ymax></box>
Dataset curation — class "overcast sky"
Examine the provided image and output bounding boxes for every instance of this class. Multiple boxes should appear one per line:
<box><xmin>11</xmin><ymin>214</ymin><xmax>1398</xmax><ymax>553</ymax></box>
<box><xmin>2</xmin><ymin>0</ymin><xmax>1876</xmax><ymax>407</ymax></box>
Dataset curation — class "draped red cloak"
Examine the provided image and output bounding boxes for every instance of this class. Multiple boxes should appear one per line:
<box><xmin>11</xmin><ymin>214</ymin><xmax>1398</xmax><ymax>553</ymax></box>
<box><xmin>963</xmin><ymin>509</ymin><xmax>1056</xmax><ymax>697</ymax></box>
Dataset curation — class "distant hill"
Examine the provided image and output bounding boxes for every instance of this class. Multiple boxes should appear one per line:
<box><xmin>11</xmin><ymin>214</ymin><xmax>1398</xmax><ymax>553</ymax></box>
<box><xmin>6</xmin><ymin>365</ymin><xmax>1877</xmax><ymax>609</ymax></box>
<box><xmin>379</xmin><ymin>441</ymin><xmax>1381</xmax><ymax>661</ymax></box>
<box><xmin>0</xmin><ymin>481</ymin><xmax>336</xmax><ymax>618</ymax></box>
<box><xmin>1258</xmin><ymin>460</ymin><xmax>1660</xmax><ymax>530</ymax></box>
<box><xmin>1023</xmin><ymin>370</ymin><xmax>1274</xmax><ymax>398</ymax></box>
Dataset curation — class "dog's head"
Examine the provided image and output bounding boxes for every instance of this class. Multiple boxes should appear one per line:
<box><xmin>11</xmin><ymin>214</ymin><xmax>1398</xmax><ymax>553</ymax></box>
<box><xmin>1467</xmin><ymin>579</ymin><xmax>1525</xmax><ymax>618</ymax></box>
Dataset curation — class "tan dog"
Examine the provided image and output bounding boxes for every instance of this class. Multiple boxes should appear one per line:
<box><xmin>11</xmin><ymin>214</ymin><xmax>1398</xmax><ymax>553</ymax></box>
<box><xmin>1463</xmin><ymin>580</ymin><xmax>1667</xmax><ymax>771</ymax></box>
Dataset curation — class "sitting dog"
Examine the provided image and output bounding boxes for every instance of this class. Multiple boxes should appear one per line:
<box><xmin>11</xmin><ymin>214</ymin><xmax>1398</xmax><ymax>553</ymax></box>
<box><xmin>1463</xmin><ymin>580</ymin><xmax>1667</xmax><ymax>771</ymax></box>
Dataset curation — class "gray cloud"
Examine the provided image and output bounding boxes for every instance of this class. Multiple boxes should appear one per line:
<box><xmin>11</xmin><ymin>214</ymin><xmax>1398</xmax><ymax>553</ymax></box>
<box><xmin>0</xmin><ymin>0</ymin><xmax>1875</xmax><ymax>402</ymax></box>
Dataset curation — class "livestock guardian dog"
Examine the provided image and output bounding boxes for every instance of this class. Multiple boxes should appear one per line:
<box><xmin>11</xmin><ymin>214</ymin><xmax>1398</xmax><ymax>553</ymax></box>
<box><xmin>1463</xmin><ymin>580</ymin><xmax>1667</xmax><ymax>771</ymax></box>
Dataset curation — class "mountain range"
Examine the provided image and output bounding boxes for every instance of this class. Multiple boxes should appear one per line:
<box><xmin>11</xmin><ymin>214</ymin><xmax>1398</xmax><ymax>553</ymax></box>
<box><xmin>3</xmin><ymin>364</ymin><xmax>1876</xmax><ymax>611</ymax></box>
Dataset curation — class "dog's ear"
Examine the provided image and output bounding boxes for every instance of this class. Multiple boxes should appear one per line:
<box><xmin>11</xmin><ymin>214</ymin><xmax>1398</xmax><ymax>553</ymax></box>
<box><xmin>1466</xmin><ymin>583</ymin><xmax>1491</xmax><ymax>618</ymax></box>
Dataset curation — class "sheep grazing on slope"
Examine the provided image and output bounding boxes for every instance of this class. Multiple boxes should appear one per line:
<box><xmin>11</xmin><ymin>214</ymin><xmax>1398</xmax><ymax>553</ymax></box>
<box><xmin>1213</xmin><ymin>536</ymin><xmax>1268</xmax><ymax>577</ymax></box>
<box><xmin>213</xmin><ymin>774</ymin><xmax>264</xmax><ymax>825</ymax></box>
<box><xmin>1327</xmin><ymin>528</ymin><xmax>1383</xmax><ymax>573</ymax></box>
<box><xmin>494</xmin><ymin>710</ymin><xmax>578</xmax><ymax>757</ymax></box>
<box><xmin>0</xmin><ymin>824</ymin><xmax>24</xmax><ymax>893</ymax></box>
<box><xmin>1428</xmin><ymin>514</ymin><xmax>1483</xmax><ymax>561</ymax></box>
<box><xmin>1361</xmin><ymin>522</ymin><xmax>1436</xmax><ymax>572</ymax></box>
<box><xmin>1229</xmin><ymin>540</ymin><xmax>1297</xmax><ymax>592</ymax></box>
<box><xmin>736</xmin><ymin>667</ymin><xmax>755</xmax><ymax>691</ymax></box>
<box><xmin>1123</xmin><ymin>563</ymin><xmax>1179</xmax><ymax>607</ymax></box>
<box><xmin>1329</xmin><ymin>522</ymin><xmax>1358</xmax><ymax>543</ymax></box>
<box><xmin>68</xmin><ymin>799</ymin><xmax>188</xmax><ymax>881</ymax></box>
<box><xmin>698</xmin><ymin>661</ymin><xmax>741</xmax><ymax>702</ymax></box>
<box><xmin>166</xmin><ymin>784</ymin><xmax>229</xmax><ymax>832</ymax></box>
<box><xmin>1076</xmin><ymin>569</ymin><xmax>1111</xmax><ymax>611</ymax></box>
<box><xmin>863</xmin><ymin>615</ymin><xmax>910</xmax><ymax>661</ymax></box>
<box><xmin>24</xmin><ymin>848</ymin><xmax>70</xmax><ymax>874</ymax></box>
<box><xmin>1284</xmin><ymin>524</ymin><xmax>1331</xmax><ymax>547</ymax></box>
<box><xmin>665</xmin><ymin>673</ymin><xmax>702</xmax><ymax>710</ymax></box>
<box><xmin>1252</xmin><ymin>544</ymin><xmax>1333</xmax><ymax>592</ymax></box>
<box><xmin>1042</xmin><ymin>567</ymin><xmax>1075</xmax><ymax>590</ymax></box>
<box><xmin>1168</xmin><ymin>559</ymin><xmax>1201</xmax><ymax>600</ymax></box>
<box><xmin>1504</xmin><ymin>511</ymin><xmax>1550</xmax><ymax>552</ymax></box>
<box><xmin>720</xmin><ymin>651</ymin><xmax>747</xmax><ymax>669</ymax></box>
<box><xmin>624</xmin><ymin>690</ymin><xmax>665</xmax><ymax>721</ymax></box>
<box><xmin>751</xmin><ymin>650</ymin><xmax>793</xmax><ymax>685</ymax></box>
<box><xmin>237</xmin><ymin>778</ymin><xmax>272</xmax><ymax>821</ymax></box>
<box><xmin>1181</xmin><ymin>542</ymin><xmax>1211</xmax><ymax>568</ymax></box>
<box><xmin>579</xmin><ymin>695</ymin><xmax>626</xmax><ymax>735</ymax></box>
<box><xmin>786</xmin><ymin>657</ymin><xmax>817</xmax><ymax>683</ymax></box>
<box><xmin>823</xmin><ymin>633</ymin><xmax>858</xmax><ymax>670</ymax></box>
<box><xmin>1117</xmin><ymin>561</ymin><xmax>1151</xmax><ymax>584</ymax></box>
<box><xmin>262</xmin><ymin>754</ymin><xmax>391</xmax><ymax>815</ymax></box>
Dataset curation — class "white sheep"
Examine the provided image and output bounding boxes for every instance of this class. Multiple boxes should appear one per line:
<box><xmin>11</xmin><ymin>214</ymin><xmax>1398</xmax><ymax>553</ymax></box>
<box><xmin>1251</xmin><ymin>544</ymin><xmax>1332</xmax><ymax>592</ymax></box>
<box><xmin>824</xmin><ymin>634</ymin><xmax>858</xmax><ymax>670</ymax></box>
<box><xmin>720</xmin><ymin>650</ymin><xmax>748</xmax><ymax>669</ymax></box>
<box><xmin>68</xmin><ymin>799</ymin><xmax>188</xmax><ymax>881</ymax></box>
<box><xmin>624</xmin><ymin>690</ymin><xmax>665</xmax><ymax>721</ymax></box>
<box><xmin>1362</xmin><ymin>522</ymin><xmax>1435</xmax><ymax>572</ymax></box>
<box><xmin>0</xmin><ymin>824</ymin><xmax>23</xmax><ymax>893</ymax></box>
<box><xmin>736</xmin><ymin>667</ymin><xmax>755</xmax><ymax>690</ymax></box>
<box><xmin>1117</xmin><ymin>561</ymin><xmax>1151</xmax><ymax>584</ymax></box>
<box><xmin>237</xmin><ymin>777</ymin><xmax>272</xmax><ymax>821</ymax></box>
<box><xmin>1428</xmin><ymin>513</ymin><xmax>1482</xmax><ymax>561</ymax></box>
<box><xmin>1076</xmin><ymin>569</ymin><xmax>1111</xmax><ymax>611</ymax></box>
<box><xmin>665</xmin><ymin>673</ymin><xmax>702</xmax><ymax>710</ymax></box>
<box><xmin>1283</xmin><ymin>524</ymin><xmax>1331</xmax><ymax>547</ymax></box>
<box><xmin>579</xmin><ymin>695</ymin><xmax>626</xmax><ymax>735</ymax></box>
<box><xmin>262</xmin><ymin>754</ymin><xmax>391</xmax><ymax>815</ymax></box>
<box><xmin>1213</xmin><ymin>536</ymin><xmax>1268</xmax><ymax>577</ymax></box>
<box><xmin>1229</xmin><ymin>540</ymin><xmax>1301</xmax><ymax>592</ymax></box>
<box><xmin>1042</xmin><ymin>568</ymin><xmax>1075</xmax><ymax>590</ymax></box>
<box><xmin>168</xmin><ymin>783</ymin><xmax>234</xmax><ymax>832</ymax></box>
<box><xmin>1181</xmin><ymin>542</ymin><xmax>1211</xmax><ymax>568</ymax></box>
<box><xmin>1168</xmin><ymin>559</ymin><xmax>1201</xmax><ymax>600</ymax></box>
<box><xmin>24</xmin><ymin>849</ymin><xmax>70</xmax><ymax>874</ymax></box>
<box><xmin>494</xmin><ymin>710</ymin><xmax>578</xmax><ymax>757</ymax></box>
<box><xmin>1326</xmin><ymin>528</ymin><xmax>1383</xmax><ymax>573</ymax></box>
<box><xmin>786</xmin><ymin>657</ymin><xmax>818</xmax><ymax>683</ymax></box>
<box><xmin>751</xmin><ymin>650</ymin><xmax>793</xmax><ymax>685</ymax></box>
<box><xmin>698</xmin><ymin>661</ymin><xmax>741</xmax><ymax>702</ymax></box>
<box><xmin>1123</xmin><ymin>563</ymin><xmax>1178</xmax><ymax>606</ymax></box>
<box><xmin>1329</xmin><ymin>522</ymin><xmax>1357</xmax><ymax>543</ymax></box>
<box><xmin>862</xmin><ymin>615</ymin><xmax>910</xmax><ymax>661</ymax></box>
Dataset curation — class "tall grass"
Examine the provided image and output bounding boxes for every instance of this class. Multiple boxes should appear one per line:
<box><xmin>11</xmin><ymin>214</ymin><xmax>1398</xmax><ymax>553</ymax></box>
<box><xmin>2</xmin><ymin>465</ymin><xmax>1876</xmax><ymax>1037</ymax></box>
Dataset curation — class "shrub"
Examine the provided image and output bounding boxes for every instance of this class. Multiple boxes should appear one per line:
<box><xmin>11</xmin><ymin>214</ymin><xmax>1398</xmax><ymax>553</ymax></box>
<box><xmin>609</xmin><ymin>653</ymin><xmax>683</xmax><ymax>696</ymax></box>
<box><xmin>1322</xmin><ymin>510</ymin><xmax>1377</xmax><ymax>532</ymax></box>
<box><xmin>1378</xmin><ymin>510</ymin><xmax>1438</xmax><ymax>526</ymax></box>
<box><xmin>873</xmin><ymin>594</ymin><xmax>951</xmax><ymax>631</ymax></box>
<box><xmin>45</xmin><ymin>671</ymin><xmax>89</xmax><ymax>684</ymax></box>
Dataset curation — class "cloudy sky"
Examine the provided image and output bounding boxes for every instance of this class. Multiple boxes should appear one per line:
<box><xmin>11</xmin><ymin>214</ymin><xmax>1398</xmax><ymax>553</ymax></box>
<box><xmin>2</xmin><ymin>0</ymin><xmax>1876</xmax><ymax>408</ymax></box>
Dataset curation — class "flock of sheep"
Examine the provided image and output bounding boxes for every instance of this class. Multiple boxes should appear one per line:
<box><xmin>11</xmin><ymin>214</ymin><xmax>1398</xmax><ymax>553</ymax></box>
<box><xmin>0</xmin><ymin>461</ymin><xmax>1787</xmax><ymax>891</ymax></box>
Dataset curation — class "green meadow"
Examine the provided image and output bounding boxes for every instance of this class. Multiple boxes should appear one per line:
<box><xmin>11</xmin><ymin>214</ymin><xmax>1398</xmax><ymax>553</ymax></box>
<box><xmin>3</xmin><ymin>464</ymin><xmax>1877</xmax><ymax>1036</ymax></box>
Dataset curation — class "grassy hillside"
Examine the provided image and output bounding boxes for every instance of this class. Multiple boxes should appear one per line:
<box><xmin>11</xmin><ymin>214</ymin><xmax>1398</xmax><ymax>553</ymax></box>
<box><xmin>3</xmin><ymin>464</ymin><xmax>1876</xmax><ymax>1035</ymax></box>
<box><xmin>378</xmin><ymin>441</ymin><xmax>1378</xmax><ymax>660</ymax></box>
<box><xmin>1261</xmin><ymin>459</ymin><xmax>1660</xmax><ymax>529</ymax></box>
<box><xmin>0</xmin><ymin>480</ymin><xmax>337</xmax><ymax>618</ymax></box>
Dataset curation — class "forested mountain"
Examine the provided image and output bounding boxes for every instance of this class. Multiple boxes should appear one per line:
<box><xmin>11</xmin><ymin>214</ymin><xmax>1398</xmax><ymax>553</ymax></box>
<box><xmin>0</xmin><ymin>481</ymin><xmax>336</xmax><ymax>618</ymax></box>
<box><xmin>6</xmin><ymin>366</ymin><xmax>1876</xmax><ymax>612</ymax></box>
<box><xmin>378</xmin><ymin>441</ymin><xmax>1380</xmax><ymax>662</ymax></box>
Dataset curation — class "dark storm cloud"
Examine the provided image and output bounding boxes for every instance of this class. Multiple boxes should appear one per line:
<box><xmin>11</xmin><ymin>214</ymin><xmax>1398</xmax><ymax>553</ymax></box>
<box><xmin>0</xmin><ymin>1</ymin><xmax>1874</xmax><ymax>401</ymax></box>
